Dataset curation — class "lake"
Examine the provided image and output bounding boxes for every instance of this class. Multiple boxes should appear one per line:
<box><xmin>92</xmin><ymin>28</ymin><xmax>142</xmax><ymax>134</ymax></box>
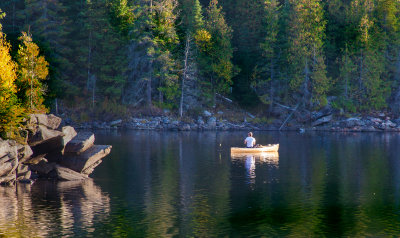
<box><xmin>0</xmin><ymin>131</ymin><xmax>400</xmax><ymax>237</ymax></box>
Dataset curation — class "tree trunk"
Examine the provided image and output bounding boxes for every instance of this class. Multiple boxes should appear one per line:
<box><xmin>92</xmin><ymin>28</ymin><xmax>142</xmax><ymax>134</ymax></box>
<box><xmin>269</xmin><ymin>57</ymin><xmax>274</xmax><ymax>114</ymax></box>
<box><xmin>303</xmin><ymin>58</ymin><xmax>310</xmax><ymax>108</ymax></box>
<box><xmin>147</xmin><ymin>62</ymin><xmax>152</xmax><ymax>107</ymax></box>
<box><xmin>180</xmin><ymin>35</ymin><xmax>190</xmax><ymax>118</ymax></box>
<box><xmin>147</xmin><ymin>0</ymin><xmax>153</xmax><ymax>108</ymax></box>
<box><xmin>92</xmin><ymin>75</ymin><xmax>96</xmax><ymax>108</ymax></box>
<box><xmin>87</xmin><ymin>30</ymin><xmax>92</xmax><ymax>91</ymax></box>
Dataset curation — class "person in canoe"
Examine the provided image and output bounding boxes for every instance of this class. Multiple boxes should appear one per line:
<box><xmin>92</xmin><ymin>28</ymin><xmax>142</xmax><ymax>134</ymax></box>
<box><xmin>244</xmin><ymin>132</ymin><xmax>256</xmax><ymax>148</ymax></box>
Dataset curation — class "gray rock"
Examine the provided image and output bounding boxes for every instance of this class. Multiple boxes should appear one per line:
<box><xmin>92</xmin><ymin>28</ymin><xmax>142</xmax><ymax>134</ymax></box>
<box><xmin>23</xmin><ymin>154</ymin><xmax>47</xmax><ymax>165</ymax></box>
<box><xmin>0</xmin><ymin>171</ymin><xmax>16</xmax><ymax>185</ymax></box>
<box><xmin>62</xmin><ymin>126</ymin><xmax>77</xmax><ymax>147</ymax></box>
<box><xmin>29</xmin><ymin>161</ymin><xmax>56</xmax><ymax>176</ymax></box>
<box><xmin>81</xmin><ymin>160</ymin><xmax>103</xmax><ymax>175</ymax></box>
<box><xmin>342</xmin><ymin>118</ymin><xmax>364</xmax><ymax>128</ymax></box>
<box><xmin>64</xmin><ymin>132</ymin><xmax>95</xmax><ymax>155</ymax></box>
<box><xmin>197</xmin><ymin>117</ymin><xmax>205</xmax><ymax>125</ymax></box>
<box><xmin>0</xmin><ymin>155</ymin><xmax>18</xmax><ymax>177</ymax></box>
<box><xmin>311</xmin><ymin>106</ymin><xmax>332</xmax><ymax>121</ymax></box>
<box><xmin>207</xmin><ymin>117</ymin><xmax>217</xmax><ymax>129</ymax></box>
<box><xmin>162</xmin><ymin>117</ymin><xmax>170</xmax><ymax>124</ymax></box>
<box><xmin>110</xmin><ymin>119</ymin><xmax>122</xmax><ymax>126</ymax></box>
<box><xmin>61</xmin><ymin>145</ymin><xmax>112</xmax><ymax>174</ymax></box>
<box><xmin>312</xmin><ymin>115</ymin><xmax>332</xmax><ymax>127</ymax></box>
<box><xmin>28</xmin><ymin>125</ymin><xmax>64</xmax><ymax>146</ymax></box>
<box><xmin>30</xmin><ymin>114</ymin><xmax>62</xmax><ymax>130</ymax></box>
<box><xmin>204</xmin><ymin>110</ymin><xmax>212</xmax><ymax>117</ymax></box>
<box><xmin>17</xmin><ymin>144</ymin><xmax>33</xmax><ymax>163</ymax></box>
<box><xmin>375</xmin><ymin>120</ymin><xmax>397</xmax><ymax>130</ymax></box>
<box><xmin>179</xmin><ymin>124</ymin><xmax>191</xmax><ymax>131</ymax></box>
<box><xmin>384</xmin><ymin>120</ymin><xmax>396</xmax><ymax>128</ymax></box>
<box><xmin>17</xmin><ymin>164</ymin><xmax>30</xmax><ymax>176</ymax></box>
<box><xmin>17</xmin><ymin>170</ymin><xmax>32</xmax><ymax>181</ymax></box>
<box><xmin>0</xmin><ymin>140</ymin><xmax>18</xmax><ymax>160</ymax></box>
<box><xmin>54</xmin><ymin>166</ymin><xmax>88</xmax><ymax>181</ymax></box>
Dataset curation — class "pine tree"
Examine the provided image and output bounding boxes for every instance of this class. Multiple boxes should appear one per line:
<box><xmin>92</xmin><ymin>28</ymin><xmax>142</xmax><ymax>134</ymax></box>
<box><xmin>16</xmin><ymin>31</ymin><xmax>49</xmax><ymax>112</ymax></box>
<box><xmin>254</xmin><ymin>0</ymin><xmax>280</xmax><ymax>111</ymax></box>
<box><xmin>178</xmin><ymin>0</ymin><xmax>204</xmax><ymax>116</ymax></box>
<box><xmin>287</xmin><ymin>0</ymin><xmax>330</xmax><ymax>108</ymax></box>
<box><xmin>222</xmin><ymin>0</ymin><xmax>265</xmax><ymax>106</ymax></box>
<box><xmin>22</xmin><ymin>0</ymin><xmax>69</xmax><ymax>105</ymax></box>
<box><xmin>196</xmin><ymin>0</ymin><xmax>235</xmax><ymax>106</ymax></box>
<box><xmin>124</xmin><ymin>0</ymin><xmax>179</xmax><ymax>108</ymax></box>
<box><xmin>344</xmin><ymin>0</ymin><xmax>390</xmax><ymax>111</ymax></box>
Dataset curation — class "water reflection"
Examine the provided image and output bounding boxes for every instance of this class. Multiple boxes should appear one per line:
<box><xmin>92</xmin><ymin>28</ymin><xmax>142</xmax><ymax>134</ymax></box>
<box><xmin>231</xmin><ymin>152</ymin><xmax>279</xmax><ymax>186</ymax></box>
<box><xmin>8</xmin><ymin>131</ymin><xmax>400</xmax><ymax>237</ymax></box>
<box><xmin>0</xmin><ymin>179</ymin><xmax>110</xmax><ymax>237</ymax></box>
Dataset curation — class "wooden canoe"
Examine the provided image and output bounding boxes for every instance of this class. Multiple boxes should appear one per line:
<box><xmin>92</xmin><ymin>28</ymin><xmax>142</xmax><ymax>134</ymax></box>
<box><xmin>231</xmin><ymin>144</ymin><xmax>279</xmax><ymax>154</ymax></box>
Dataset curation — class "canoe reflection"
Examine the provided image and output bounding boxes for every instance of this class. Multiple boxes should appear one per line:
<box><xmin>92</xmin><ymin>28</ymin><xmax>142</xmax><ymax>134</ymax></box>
<box><xmin>231</xmin><ymin>152</ymin><xmax>279</xmax><ymax>186</ymax></box>
<box><xmin>0</xmin><ymin>179</ymin><xmax>110</xmax><ymax>237</ymax></box>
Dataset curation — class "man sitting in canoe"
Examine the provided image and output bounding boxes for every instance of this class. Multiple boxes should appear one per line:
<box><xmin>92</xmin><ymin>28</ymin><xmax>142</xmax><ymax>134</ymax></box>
<box><xmin>244</xmin><ymin>132</ymin><xmax>256</xmax><ymax>148</ymax></box>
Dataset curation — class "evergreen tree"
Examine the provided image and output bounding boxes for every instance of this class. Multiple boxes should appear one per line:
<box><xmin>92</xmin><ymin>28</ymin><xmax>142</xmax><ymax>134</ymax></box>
<box><xmin>196</xmin><ymin>0</ymin><xmax>235</xmax><ymax>106</ymax></box>
<box><xmin>287</xmin><ymin>0</ymin><xmax>330</xmax><ymax>108</ymax></box>
<box><xmin>343</xmin><ymin>0</ymin><xmax>390</xmax><ymax>110</ymax></box>
<box><xmin>124</xmin><ymin>0</ymin><xmax>179</xmax><ymax>108</ymax></box>
<box><xmin>64</xmin><ymin>0</ymin><xmax>128</xmax><ymax>108</ymax></box>
<box><xmin>253</xmin><ymin>0</ymin><xmax>280</xmax><ymax>112</ymax></box>
<box><xmin>178</xmin><ymin>0</ymin><xmax>204</xmax><ymax>116</ymax></box>
<box><xmin>21</xmin><ymin>0</ymin><xmax>69</xmax><ymax>105</ymax></box>
<box><xmin>16</xmin><ymin>31</ymin><xmax>49</xmax><ymax>112</ymax></box>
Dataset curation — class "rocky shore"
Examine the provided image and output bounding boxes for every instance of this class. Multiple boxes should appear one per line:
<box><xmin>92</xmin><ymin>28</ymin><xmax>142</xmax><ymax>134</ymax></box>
<box><xmin>68</xmin><ymin>107</ymin><xmax>400</xmax><ymax>133</ymax></box>
<box><xmin>0</xmin><ymin>114</ymin><xmax>112</xmax><ymax>186</ymax></box>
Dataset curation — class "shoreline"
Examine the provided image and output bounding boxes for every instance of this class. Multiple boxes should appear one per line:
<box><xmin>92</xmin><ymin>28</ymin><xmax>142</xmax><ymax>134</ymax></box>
<box><xmin>66</xmin><ymin>114</ymin><xmax>400</xmax><ymax>133</ymax></box>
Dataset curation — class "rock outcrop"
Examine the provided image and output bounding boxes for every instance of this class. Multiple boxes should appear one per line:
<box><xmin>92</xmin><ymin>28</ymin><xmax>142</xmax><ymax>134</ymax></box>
<box><xmin>0</xmin><ymin>114</ymin><xmax>112</xmax><ymax>186</ymax></box>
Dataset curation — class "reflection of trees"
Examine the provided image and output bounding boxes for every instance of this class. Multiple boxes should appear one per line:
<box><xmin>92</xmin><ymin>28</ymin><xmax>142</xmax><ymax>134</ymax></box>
<box><xmin>92</xmin><ymin>131</ymin><xmax>400</xmax><ymax>236</ymax></box>
<box><xmin>138</xmin><ymin>132</ymin><xmax>231</xmax><ymax>237</ymax></box>
<box><xmin>228</xmin><ymin>132</ymin><xmax>400</xmax><ymax>237</ymax></box>
<box><xmin>0</xmin><ymin>179</ymin><xmax>110</xmax><ymax>237</ymax></box>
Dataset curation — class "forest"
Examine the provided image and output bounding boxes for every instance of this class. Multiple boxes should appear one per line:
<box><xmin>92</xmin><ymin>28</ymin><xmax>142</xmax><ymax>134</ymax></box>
<box><xmin>0</xmin><ymin>0</ymin><xmax>400</xmax><ymax>126</ymax></box>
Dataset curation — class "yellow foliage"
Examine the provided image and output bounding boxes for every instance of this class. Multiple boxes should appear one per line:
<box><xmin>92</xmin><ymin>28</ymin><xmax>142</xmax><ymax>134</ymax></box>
<box><xmin>0</xmin><ymin>32</ymin><xmax>17</xmax><ymax>101</ymax></box>
<box><xmin>0</xmin><ymin>29</ymin><xmax>26</xmax><ymax>140</ymax></box>
<box><xmin>194</xmin><ymin>29</ymin><xmax>212</xmax><ymax>50</ymax></box>
<box><xmin>16</xmin><ymin>32</ymin><xmax>49</xmax><ymax>113</ymax></box>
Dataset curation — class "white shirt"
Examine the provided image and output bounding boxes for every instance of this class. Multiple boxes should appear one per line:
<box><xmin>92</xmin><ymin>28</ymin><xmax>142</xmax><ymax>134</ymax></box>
<box><xmin>245</xmin><ymin>137</ymin><xmax>256</xmax><ymax>148</ymax></box>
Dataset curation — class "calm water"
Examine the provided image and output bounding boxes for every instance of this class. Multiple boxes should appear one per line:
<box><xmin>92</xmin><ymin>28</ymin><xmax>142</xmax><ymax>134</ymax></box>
<box><xmin>1</xmin><ymin>131</ymin><xmax>400</xmax><ymax>237</ymax></box>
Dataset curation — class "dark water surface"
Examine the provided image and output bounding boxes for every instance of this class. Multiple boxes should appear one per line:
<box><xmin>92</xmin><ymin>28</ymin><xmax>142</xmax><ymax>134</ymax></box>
<box><xmin>1</xmin><ymin>131</ymin><xmax>400</xmax><ymax>237</ymax></box>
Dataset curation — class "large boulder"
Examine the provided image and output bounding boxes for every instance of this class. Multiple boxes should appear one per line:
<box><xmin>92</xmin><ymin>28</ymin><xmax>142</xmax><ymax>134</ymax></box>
<box><xmin>52</xmin><ymin>166</ymin><xmax>88</xmax><ymax>181</ymax></box>
<box><xmin>60</xmin><ymin>145</ymin><xmax>112</xmax><ymax>175</ymax></box>
<box><xmin>0</xmin><ymin>155</ymin><xmax>18</xmax><ymax>177</ymax></box>
<box><xmin>64</xmin><ymin>132</ymin><xmax>95</xmax><ymax>155</ymax></box>
<box><xmin>0</xmin><ymin>140</ymin><xmax>18</xmax><ymax>159</ymax></box>
<box><xmin>29</xmin><ymin>114</ymin><xmax>62</xmax><ymax>130</ymax></box>
<box><xmin>61</xmin><ymin>126</ymin><xmax>77</xmax><ymax>148</ymax></box>
<box><xmin>29</xmin><ymin>161</ymin><xmax>56</xmax><ymax>177</ymax></box>
<box><xmin>28</xmin><ymin>125</ymin><xmax>64</xmax><ymax>146</ymax></box>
